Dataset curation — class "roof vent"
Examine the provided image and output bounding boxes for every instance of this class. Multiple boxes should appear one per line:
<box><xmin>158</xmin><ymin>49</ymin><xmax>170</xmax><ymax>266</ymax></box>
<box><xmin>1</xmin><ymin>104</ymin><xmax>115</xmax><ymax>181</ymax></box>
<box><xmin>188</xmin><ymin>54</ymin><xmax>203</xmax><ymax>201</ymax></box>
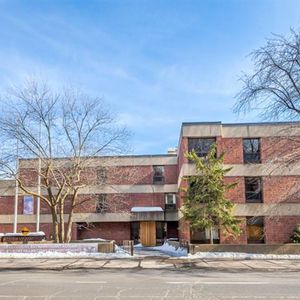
<box><xmin>167</xmin><ymin>147</ymin><xmax>177</xmax><ymax>155</ymax></box>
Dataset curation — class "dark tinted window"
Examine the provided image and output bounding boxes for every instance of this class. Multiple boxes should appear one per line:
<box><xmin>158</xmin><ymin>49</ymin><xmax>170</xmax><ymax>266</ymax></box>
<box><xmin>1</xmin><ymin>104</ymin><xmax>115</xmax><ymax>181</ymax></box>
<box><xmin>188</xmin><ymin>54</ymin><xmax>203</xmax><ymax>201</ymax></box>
<box><xmin>188</xmin><ymin>138</ymin><xmax>216</xmax><ymax>157</ymax></box>
<box><xmin>153</xmin><ymin>166</ymin><xmax>164</xmax><ymax>184</ymax></box>
<box><xmin>96</xmin><ymin>194</ymin><xmax>107</xmax><ymax>213</ymax></box>
<box><xmin>243</xmin><ymin>138</ymin><xmax>260</xmax><ymax>163</ymax></box>
<box><xmin>245</xmin><ymin>177</ymin><xmax>262</xmax><ymax>203</ymax></box>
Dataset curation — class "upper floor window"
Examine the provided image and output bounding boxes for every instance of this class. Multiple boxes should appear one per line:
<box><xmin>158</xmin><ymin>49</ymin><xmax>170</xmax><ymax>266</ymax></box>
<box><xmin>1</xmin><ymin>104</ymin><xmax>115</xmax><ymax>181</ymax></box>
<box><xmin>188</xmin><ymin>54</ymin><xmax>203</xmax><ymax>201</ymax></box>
<box><xmin>153</xmin><ymin>166</ymin><xmax>165</xmax><ymax>184</ymax></box>
<box><xmin>188</xmin><ymin>138</ymin><xmax>216</xmax><ymax>157</ymax></box>
<box><xmin>97</xmin><ymin>167</ymin><xmax>107</xmax><ymax>184</ymax></box>
<box><xmin>245</xmin><ymin>177</ymin><xmax>263</xmax><ymax>203</ymax></box>
<box><xmin>243</xmin><ymin>138</ymin><xmax>260</xmax><ymax>163</ymax></box>
<box><xmin>165</xmin><ymin>193</ymin><xmax>176</xmax><ymax>210</ymax></box>
<box><xmin>96</xmin><ymin>194</ymin><xmax>107</xmax><ymax>213</ymax></box>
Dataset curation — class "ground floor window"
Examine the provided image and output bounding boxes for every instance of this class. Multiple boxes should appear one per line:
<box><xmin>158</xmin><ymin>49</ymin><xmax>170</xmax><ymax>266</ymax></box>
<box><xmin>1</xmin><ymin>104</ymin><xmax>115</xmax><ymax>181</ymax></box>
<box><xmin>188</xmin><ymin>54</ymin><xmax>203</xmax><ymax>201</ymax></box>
<box><xmin>247</xmin><ymin>216</ymin><xmax>264</xmax><ymax>244</ymax></box>
<box><xmin>190</xmin><ymin>227</ymin><xmax>220</xmax><ymax>244</ymax></box>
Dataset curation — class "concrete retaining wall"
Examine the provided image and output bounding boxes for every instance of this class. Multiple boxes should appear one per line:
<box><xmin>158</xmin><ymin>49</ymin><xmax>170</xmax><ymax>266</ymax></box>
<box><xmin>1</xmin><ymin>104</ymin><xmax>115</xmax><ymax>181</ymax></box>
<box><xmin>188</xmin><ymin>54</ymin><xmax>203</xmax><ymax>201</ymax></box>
<box><xmin>190</xmin><ymin>244</ymin><xmax>300</xmax><ymax>255</ymax></box>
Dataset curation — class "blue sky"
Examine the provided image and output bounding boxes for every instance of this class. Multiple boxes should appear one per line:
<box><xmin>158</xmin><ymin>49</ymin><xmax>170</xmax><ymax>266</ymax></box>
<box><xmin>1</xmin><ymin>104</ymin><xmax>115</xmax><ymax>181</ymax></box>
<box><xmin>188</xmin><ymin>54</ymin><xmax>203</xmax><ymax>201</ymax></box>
<box><xmin>0</xmin><ymin>0</ymin><xmax>299</xmax><ymax>154</ymax></box>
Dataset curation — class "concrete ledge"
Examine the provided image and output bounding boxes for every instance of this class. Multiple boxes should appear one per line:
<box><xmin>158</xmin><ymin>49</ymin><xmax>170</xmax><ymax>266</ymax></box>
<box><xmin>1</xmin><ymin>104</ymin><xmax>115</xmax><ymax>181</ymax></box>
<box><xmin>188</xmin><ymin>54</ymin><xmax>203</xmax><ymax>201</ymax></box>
<box><xmin>190</xmin><ymin>244</ymin><xmax>300</xmax><ymax>255</ymax></box>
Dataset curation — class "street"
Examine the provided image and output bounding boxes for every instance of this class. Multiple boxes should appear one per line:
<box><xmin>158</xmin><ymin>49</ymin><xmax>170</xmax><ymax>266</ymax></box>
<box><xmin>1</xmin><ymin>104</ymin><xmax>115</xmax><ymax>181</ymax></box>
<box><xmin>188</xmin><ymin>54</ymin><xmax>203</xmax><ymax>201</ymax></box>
<box><xmin>0</xmin><ymin>269</ymin><xmax>300</xmax><ymax>299</ymax></box>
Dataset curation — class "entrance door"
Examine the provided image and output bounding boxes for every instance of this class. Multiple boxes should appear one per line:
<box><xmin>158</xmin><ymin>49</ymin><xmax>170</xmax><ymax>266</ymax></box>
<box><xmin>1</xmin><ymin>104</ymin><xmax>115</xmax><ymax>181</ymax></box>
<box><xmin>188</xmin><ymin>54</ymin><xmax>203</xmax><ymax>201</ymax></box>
<box><xmin>140</xmin><ymin>221</ymin><xmax>156</xmax><ymax>246</ymax></box>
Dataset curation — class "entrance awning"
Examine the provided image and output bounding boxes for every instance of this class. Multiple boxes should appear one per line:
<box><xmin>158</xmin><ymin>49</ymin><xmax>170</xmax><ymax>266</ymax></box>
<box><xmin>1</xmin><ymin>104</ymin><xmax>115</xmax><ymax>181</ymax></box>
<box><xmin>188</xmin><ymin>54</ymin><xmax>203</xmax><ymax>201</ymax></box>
<box><xmin>131</xmin><ymin>207</ymin><xmax>164</xmax><ymax>213</ymax></box>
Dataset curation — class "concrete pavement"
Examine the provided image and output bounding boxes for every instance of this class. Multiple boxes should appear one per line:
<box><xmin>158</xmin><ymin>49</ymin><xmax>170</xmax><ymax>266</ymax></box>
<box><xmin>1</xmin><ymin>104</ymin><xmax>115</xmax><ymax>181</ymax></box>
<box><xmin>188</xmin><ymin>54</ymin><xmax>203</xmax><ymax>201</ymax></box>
<box><xmin>1</xmin><ymin>257</ymin><xmax>300</xmax><ymax>272</ymax></box>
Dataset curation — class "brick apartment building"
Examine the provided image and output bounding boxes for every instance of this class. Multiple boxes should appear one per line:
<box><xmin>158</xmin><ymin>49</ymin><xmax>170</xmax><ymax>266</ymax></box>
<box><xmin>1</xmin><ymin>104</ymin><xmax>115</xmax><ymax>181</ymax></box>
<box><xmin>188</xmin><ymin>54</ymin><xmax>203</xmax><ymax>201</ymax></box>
<box><xmin>0</xmin><ymin>121</ymin><xmax>300</xmax><ymax>246</ymax></box>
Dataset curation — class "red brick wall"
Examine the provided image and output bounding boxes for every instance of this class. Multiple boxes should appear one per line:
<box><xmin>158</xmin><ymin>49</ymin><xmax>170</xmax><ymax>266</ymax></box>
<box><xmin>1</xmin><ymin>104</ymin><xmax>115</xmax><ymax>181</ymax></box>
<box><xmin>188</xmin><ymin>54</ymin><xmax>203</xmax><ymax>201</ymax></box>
<box><xmin>264</xmin><ymin>216</ymin><xmax>300</xmax><ymax>244</ymax></box>
<box><xmin>19</xmin><ymin>164</ymin><xmax>178</xmax><ymax>187</ymax></box>
<box><xmin>178</xmin><ymin>219</ymin><xmax>190</xmax><ymax>240</ymax></box>
<box><xmin>77</xmin><ymin>222</ymin><xmax>131</xmax><ymax>240</ymax></box>
<box><xmin>0</xmin><ymin>196</ymin><xmax>15</xmax><ymax>214</ymax></box>
<box><xmin>261</xmin><ymin>137</ymin><xmax>300</xmax><ymax>163</ymax></box>
<box><xmin>74</xmin><ymin>193</ymin><xmax>166</xmax><ymax>213</ymax></box>
<box><xmin>263</xmin><ymin>176</ymin><xmax>300</xmax><ymax>203</ymax></box>
<box><xmin>219</xmin><ymin>138</ymin><xmax>243</xmax><ymax>164</ymax></box>
<box><xmin>177</xmin><ymin>137</ymin><xmax>188</xmax><ymax>174</ymax></box>
<box><xmin>224</xmin><ymin>177</ymin><xmax>245</xmax><ymax>204</ymax></box>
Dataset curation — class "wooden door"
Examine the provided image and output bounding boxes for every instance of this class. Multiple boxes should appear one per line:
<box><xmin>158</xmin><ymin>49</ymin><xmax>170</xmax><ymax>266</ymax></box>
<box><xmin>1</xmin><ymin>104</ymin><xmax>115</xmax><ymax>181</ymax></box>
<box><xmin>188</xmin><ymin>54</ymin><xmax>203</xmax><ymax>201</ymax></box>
<box><xmin>140</xmin><ymin>221</ymin><xmax>156</xmax><ymax>246</ymax></box>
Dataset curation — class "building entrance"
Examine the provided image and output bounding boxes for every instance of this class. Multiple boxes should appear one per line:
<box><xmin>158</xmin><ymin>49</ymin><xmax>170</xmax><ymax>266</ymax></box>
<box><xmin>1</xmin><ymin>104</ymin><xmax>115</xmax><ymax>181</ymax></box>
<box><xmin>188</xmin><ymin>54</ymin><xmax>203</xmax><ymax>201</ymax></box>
<box><xmin>140</xmin><ymin>221</ymin><xmax>156</xmax><ymax>246</ymax></box>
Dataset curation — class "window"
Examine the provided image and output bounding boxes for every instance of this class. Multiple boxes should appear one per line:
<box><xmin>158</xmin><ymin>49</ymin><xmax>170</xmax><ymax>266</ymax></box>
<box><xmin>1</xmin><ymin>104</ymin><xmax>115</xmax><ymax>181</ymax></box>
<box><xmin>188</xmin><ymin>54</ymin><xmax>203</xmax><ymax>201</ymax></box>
<box><xmin>245</xmin><ymin>177</ymin><xmax>263</xmax><ymax>203</ymax></box>
<box><xmin>247</xmin><ymin>216</ymin><xmax>264</xmax><ymax>244</ymax></box>
<box><xmin>97</xmin><ymin>167</ymin><xmax>107</xmax><ymax>184</ymax></box>
<box><xmin>23</xmin><ymin>195</ymin><xmax>34</xmax><ymax>215</ymax></box>
<box><xmin>243</xmin><ymin>138</ymin><xmax>260</xmax><ymax>163</ymax></box>
<box><xmin>191</xmin><ymin>228</ymin><xmax>219</xmax><ymax>244</ymax></box>
<box><xmin>153</xmin><ymin>166</ymin><xmax>165</xmax><ymax>184</ymax></box>
<box><xmin>165</xmin><ymin>194</ymin><xmax>176</xmax><ymax>210</ymax></box>
<box><xmin>188</xmin><ymin>138</ymin><xmax>216</xmax><ymax>157</ymax></box>
<box><xmin>96</xmin><ymin>194</ymin><xmax>107</xmax><ymax>213</ymax></box>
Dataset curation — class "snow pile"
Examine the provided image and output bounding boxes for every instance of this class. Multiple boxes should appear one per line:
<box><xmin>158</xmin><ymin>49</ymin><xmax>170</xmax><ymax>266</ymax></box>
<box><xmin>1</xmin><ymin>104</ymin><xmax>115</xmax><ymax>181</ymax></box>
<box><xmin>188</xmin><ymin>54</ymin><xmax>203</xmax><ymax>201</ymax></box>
<box><xmin>134</xmin><ymin>242</ymin><xmax>187</xmax><ymax>256</ymax></box>
<box><xmin>189</xmin><ymin>251</ymin><xmax>300</xmax><ymax>260</ymax></box>
<box><xmin>4</xmin><ymin>231</ymin><xmax>45</xmax><ymax>237</ymax></box>
<box><xmin>82</xmin><ymin>238</ymin><xmax>107</xmax><ymax>242</ymax></box>
<box><xmin>151</xmin><ymin>242</ymin><xmax>188</xmax><ymax>256</ymax></box>
<box><xmin>131</xmin><ymin>207</ymin><xmax>163</xmax><ymax>212</ymax></box>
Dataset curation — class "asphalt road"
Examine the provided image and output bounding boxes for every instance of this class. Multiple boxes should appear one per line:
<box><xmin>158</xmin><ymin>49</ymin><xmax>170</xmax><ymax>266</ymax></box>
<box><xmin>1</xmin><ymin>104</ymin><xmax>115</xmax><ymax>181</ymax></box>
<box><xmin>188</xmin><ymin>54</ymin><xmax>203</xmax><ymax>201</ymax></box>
<box><xmin>1</xmin><ymin>269</ymin><xmax>300</xmax><ymax>299</ymax></box>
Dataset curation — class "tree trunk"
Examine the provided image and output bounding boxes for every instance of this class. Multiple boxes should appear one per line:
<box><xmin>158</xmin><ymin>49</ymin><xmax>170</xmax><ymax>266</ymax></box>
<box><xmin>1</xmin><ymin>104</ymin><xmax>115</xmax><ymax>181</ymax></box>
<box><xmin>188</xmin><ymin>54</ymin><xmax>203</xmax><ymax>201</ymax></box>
<box><xmin>59</xmin><ymin>200</ymin><xmax>65</xmax><ymax>243</ymax></box>
<box><xmin>51</xmin><ymin>206</ymin><xmax>59</xmax><ymax>243</ymax></box>
<box><xmin>209</xmin><ymin>226</ymin><xmax>214</xmax><ymax>245</ymax></box>
<box><xmin>65</xmin><ymin>208</ymin><xmax>74</xmax><ymax>243</ymax></box>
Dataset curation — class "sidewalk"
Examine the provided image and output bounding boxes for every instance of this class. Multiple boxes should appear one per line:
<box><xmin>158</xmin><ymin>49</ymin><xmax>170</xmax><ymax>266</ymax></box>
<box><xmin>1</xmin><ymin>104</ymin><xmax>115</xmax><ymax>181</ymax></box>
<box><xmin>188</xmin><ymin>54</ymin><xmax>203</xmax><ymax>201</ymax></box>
<box><xmin>1</xmin><ymin>257</ymin><xmax>300</xmax><ymax>272</ymax></box>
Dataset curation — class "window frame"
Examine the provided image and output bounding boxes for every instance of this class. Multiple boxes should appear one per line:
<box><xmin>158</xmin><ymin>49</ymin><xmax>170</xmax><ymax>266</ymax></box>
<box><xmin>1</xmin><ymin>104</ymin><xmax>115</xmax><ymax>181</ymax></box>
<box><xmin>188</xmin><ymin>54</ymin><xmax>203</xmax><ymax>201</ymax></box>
<box><xmin>96</xmin><ymin>194</ymin><xmax>107</xmax><ymax>213</ymax></box>
<box><xmin>97</xmin><ymin>167</ymin><xmax>107</xmax><ymax>184</ymax></box>
<box><xmin>243</xmin><ymin>138</ymin><xmax>261</xmax><ymax>164</ymax></box>
<box><xmin>188</xmin><ymin>137</ymin><xmax>216</xmax><ymax>158</ymax></box>
<box><xmin>246</xmin><ymin>216</ymin><xmax>265</xmax><ymax>244</ymax></box>
<box><xmin>244</xmin><ymin>177</ymin><xmax>263</xmax><ymax>203</ymax></box>
<box><xmin>165</xmin><ymin>193</ymin><xmax>176</xmax><ymax>210</ymax></box>
<box><xmin>153</xmin><ymin>165</ymin><xmax>165</xmax><ymax>184</ymax></box>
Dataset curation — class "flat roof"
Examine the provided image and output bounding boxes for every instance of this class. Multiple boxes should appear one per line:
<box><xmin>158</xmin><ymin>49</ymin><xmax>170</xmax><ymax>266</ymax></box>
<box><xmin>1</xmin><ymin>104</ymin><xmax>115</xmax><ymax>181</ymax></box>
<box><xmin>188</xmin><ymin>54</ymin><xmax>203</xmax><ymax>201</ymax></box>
<box><xmin>182</xmin><ymin>121</ymin><xmax>300</xmax><ymax>127</ymax></box>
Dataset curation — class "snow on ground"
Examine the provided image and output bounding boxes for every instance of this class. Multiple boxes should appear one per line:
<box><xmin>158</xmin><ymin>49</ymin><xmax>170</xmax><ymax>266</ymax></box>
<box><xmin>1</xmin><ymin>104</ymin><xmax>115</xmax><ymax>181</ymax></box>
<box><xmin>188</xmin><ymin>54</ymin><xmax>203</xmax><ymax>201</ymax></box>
<box><xmin>4</xmin><ymin>232</ymin><xmax>46</xmax><ymax>237</ymax></box>
<box><xmin>82</xmin><ymin>238</ymin><xmax>107</xmax><ymax>241</ymax></box>
<box><xmin>187</xmin><ymin>251</ymin><xmax>300</xmax><ymax>260</ymax></box>
<box><xmin>151</xmin><ymin>242</ymin><xmax>188</xmax><ymax>256</ymax></box>
<box><xmin>134</xmin><ymin>242</ymin><xmax>188</xmax><ymax>257</ymax></box>
<box><xmin>0</xmin><ymin>245</ymin><xmax>131</xmax><ymax>259</ymax></box>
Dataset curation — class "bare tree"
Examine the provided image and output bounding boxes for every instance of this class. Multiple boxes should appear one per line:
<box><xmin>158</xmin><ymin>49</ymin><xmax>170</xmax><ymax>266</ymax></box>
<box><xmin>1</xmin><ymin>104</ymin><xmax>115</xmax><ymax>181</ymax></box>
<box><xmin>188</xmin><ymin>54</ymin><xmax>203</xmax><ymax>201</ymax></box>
<box><xmin>234</xmin><ymin>28</ymin><xmax>300</xmax><ymax>120</ymax></box>
<box><xmin>0</xmin><ymin>79</ymin><xmax>129</xmax><ymax>243</ymax></box>
<box><xmin>234</xmin><ymin>28</ymin><xmax>300</xmax><ymax>241</ymax></box>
